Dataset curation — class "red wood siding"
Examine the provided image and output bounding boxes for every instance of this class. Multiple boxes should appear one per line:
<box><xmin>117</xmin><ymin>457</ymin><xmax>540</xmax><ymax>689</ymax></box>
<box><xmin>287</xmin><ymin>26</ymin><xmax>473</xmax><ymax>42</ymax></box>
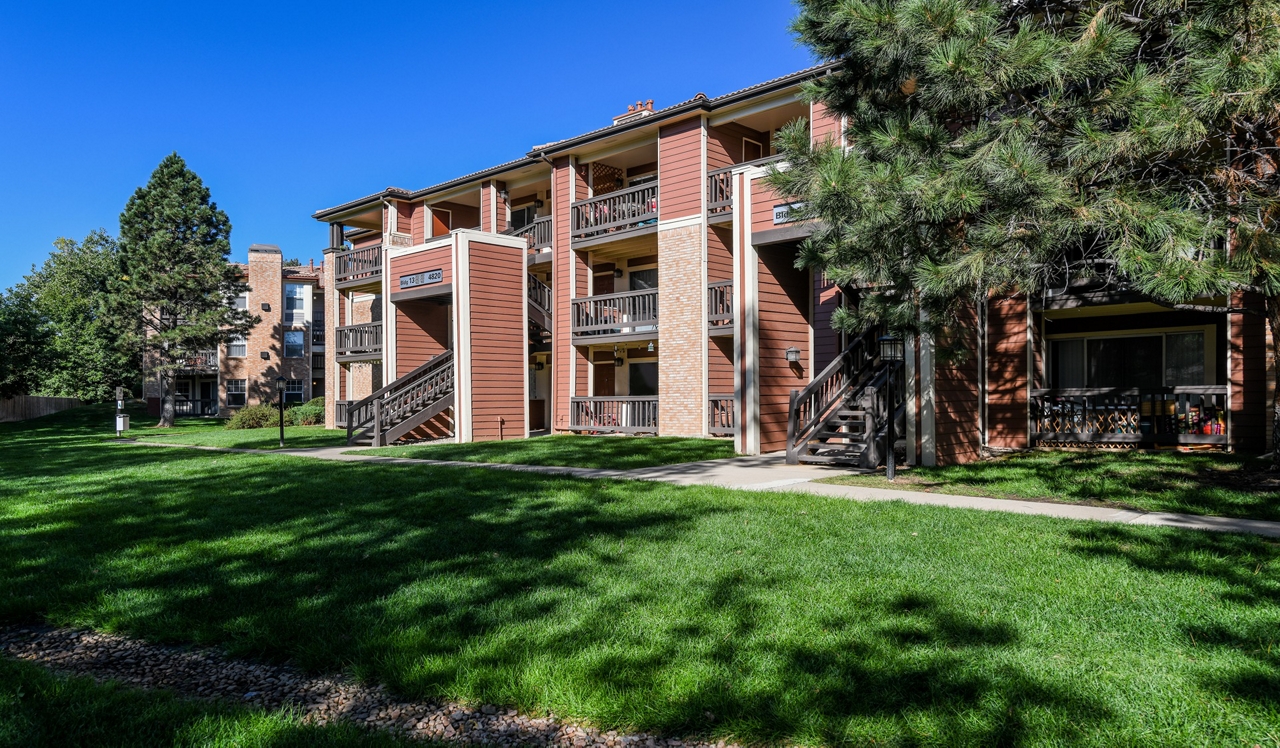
<box><xmin>751</xmin><ymin>177</ymin><xmax>784</xmax><ymax>235</ymax></box>
<box><xmin>396</xmin><ymin>300</ymin><xmax>449</xmax><ymax>374</ymax></box>
<box><xmin>468</xmin><ymin>240</ymin><xmax>527</xmax><ymax>441</ymax></box>
<box><xmin>757</xmin><ymin>244</ymin><xmax>811</xmax><ymax>453</ymax></box>
<box><xmin>389</xmin><ymin>245</ymin><xmax>453</xmax><ymax>290</ymax></box>
<box><xmin>394</xmin><ymin>201</ymin><xmax>413</xmax><ymax>234</ymax></box>
<box><xmin>935</xmin><ymin>307</ymin><xmax>982</xmax><ymax>465</ymax></box>
<box><xmin>811</xmin><ymin>101</ymin><xmax>841</xmax><ymax>146</ymax></box>
<box><xmin>480</xmin><ymin>183</ymin><xmax>493</xmax><ymax>233</ymax></box>
<box><xmin>352</xmin><ymin>233</ymin><xmax>381</xmax><ymax>249</ymax></box>
<box><xmin>433</xmin><ymin>201</ymin><xmax>480</xmax><ymax>233</ymax></box>
<box><xmin>552</xmin><ymin>157</ymin><xmax>574</xmax><ymax>431</ymax></box>
<box><xmin>813</xmin><ymin>274</ymin><xmax>842</xmax><ymax>373</ymax></box>
<box><xmin>1230</xmin><ymin>291</ymin><xmax>1267</xmax><ymax>450</ymax></box>
<box><xmin>986</xmin><ymin>295</ymin><xmax>1028</xmax><ymax>449</ymax></box>
<box><xmin>410</xmin><ymin>203</ymin><xmax>425</xmax><ymax>245</ymax></box>
<box><xmin>658</xmin><ymin>117</ymin><xmax>703</xmax><ymax>219</ymax></box>
<box><xmin>493</xmin><ymin>181</ymin><xmax>508</xmax><ymax>234</ymax></box>
<box><xmin>708</xmin><ymin>122</ymin><xmax>770</xmax><ymax>168</ymax></box>
<box><xmin>708</xmin><ymin>225</ymin><xmax>733</xmax><ymax>283</ymax></box>
<box><xmin>709</xmin><ymin>337</ymin><xmax>733</xmax><ymax>395</ymax></box>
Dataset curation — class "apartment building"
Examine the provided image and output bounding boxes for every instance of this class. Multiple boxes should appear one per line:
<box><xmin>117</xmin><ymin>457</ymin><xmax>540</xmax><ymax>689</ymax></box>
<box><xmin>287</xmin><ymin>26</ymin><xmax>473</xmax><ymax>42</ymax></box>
<box><xmin>314</xmin><ymin>64</ymin><xmax>1273</xmax><ymax>464</ymax></box>
<box><xmin>144</xmin><ymin>244</ymin><xmax>326</xmax><ymax>416</ymax></box>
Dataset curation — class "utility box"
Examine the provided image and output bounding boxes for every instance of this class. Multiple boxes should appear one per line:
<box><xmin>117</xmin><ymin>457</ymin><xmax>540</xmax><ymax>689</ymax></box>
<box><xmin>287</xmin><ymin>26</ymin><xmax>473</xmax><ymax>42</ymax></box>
<box><xmin>116</xmin><ymin>414</ymin><xmax>130</xmax><ymax>434</ymax></box>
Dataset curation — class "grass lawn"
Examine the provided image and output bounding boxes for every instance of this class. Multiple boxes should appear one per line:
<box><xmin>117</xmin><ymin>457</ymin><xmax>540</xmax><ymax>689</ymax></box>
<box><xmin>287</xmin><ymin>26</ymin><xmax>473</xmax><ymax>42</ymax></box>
<box><xmin>0</xmin><ymin>657</ymin><xmax>413</xmax><ymax>748</ymax></box>
<box><xmin>817</xmin><ymin>449</ymin><xmax>1280</xmax><ymax>522</ymax></box>
<box><xmin>124</xmin><ymin>407</ymin><xmax>350</xmax><ymax>451</ymax></box>
<box><xmin>2</xmin><ymin>405</ymin><xmax>1279</xmax><ymax>746</ymax></box>
<box><xmin>359</xmin><ymin>434</ymin><xmax>738</xmax><ymax>470</ymax></box>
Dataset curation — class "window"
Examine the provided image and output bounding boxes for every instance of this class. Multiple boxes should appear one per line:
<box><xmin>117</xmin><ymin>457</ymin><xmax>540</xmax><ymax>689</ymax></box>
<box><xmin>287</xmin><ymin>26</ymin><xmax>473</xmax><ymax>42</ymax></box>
<box><xmin>629</xmin><ymin>268</ymin><xmax>658</xmax><ymax>291</ymax></box>
<box><xmin>228</xmin><ymin>335</ymin><xmax>247</xmax><ymax>358</ymax></box>
<box><xmin>175</xmin><ymin>381</ymin><xmax>191</xmax><ymax>400</ymax></box>
<box><xmin>284</xmin><ymin>330</ymin><xmax>305</xmax><ymax>358</ymax></box>
<box><xmin>233</xmin><ymin>294</ymin><xmax>248</xmax><ymax>310</ymax></box>
<box><xmin>285</xmin><ymin>379</ymin><xmax>304</xmax><ymax>403</ymax></box>
<box><xmin>284</xmin><ymin>284</ymin><xmax>306</xmax><ymax>325</ymax></box>
<box><xmin>509</xmin><ymin>205</ymin><xmax>536</xmax><ymax>230</ymax></box>
<box><xmin>226</xmin><ymin>379</ymin><xmax>246</xmax><ymax>407</ymax></box>
<box><xmin>743</xmin><ymin>138</ymin><xmax>764</xmax><ymax>162</ymax></box>
<box><xmin>627</xmin><ymin>173</ymin><xmax>657</xmax><ymax>188</ymax></box>
<box><xmin>629</xmin><ymin>362</ymin><xmax>658</xmax><ymax>396</ymax></box>
<box><xmin>1048</xmin><ymin>330</ymin><xmax>1208</xmax><ymax>389</ymax></box>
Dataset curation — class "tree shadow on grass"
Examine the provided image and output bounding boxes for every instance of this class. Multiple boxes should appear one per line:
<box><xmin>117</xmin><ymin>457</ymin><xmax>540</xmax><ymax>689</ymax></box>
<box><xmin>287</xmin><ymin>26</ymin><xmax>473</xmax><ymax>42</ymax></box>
<box><xmin>370</xmin><ymin>434</ymin><xmax>738</xmax><ymax>470</ymax></box>
<box><xmin>1067</xmin><ymin>524</ymin><xmax>1280</xmax><ymax>711</ymax></box>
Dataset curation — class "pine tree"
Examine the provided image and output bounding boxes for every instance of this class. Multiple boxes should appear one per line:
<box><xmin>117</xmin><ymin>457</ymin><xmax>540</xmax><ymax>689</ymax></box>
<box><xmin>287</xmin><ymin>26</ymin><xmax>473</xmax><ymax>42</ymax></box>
<box><xmin>24</xmin><ymin>231</ymin><xmax>139</xmax><ymax>402</ymax></box>
<box><xmin>109</xmin><ymin>153</ymin><xmax>257</xmax><ymax>427</ymax></box>
<box><xmin>771</xmin><ymin>0</ymin><xmax>1278</xmax><ymax>458</ymax></box>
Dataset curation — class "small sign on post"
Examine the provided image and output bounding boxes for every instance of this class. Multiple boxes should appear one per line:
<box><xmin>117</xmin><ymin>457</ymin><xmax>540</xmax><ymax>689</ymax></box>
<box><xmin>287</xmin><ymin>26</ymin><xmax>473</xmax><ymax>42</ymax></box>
<box><xmin>115</xmin><ymin>386</ymin><xmax>129</xmax><ymax>437</ymax></box>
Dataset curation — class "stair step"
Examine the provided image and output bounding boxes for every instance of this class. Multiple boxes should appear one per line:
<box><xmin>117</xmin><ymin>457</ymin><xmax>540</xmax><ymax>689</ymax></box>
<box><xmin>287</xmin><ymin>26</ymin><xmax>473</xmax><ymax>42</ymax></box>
<box><xmin>805</xmin><ymin>443</ymin><xmax>866</xmax><ymax>455</ymax></box>
<box><xmin>813</xmin><ymin>429</ymin><xmax>865</xmax><ymax>440</ymax></box>
<box><xmin>834</xmin><ymin>410</ymin><xmax>867</xmax><ymax>418</ymax></box>
<box><xmin>798</xmin><ymin>453</ymin><xmax>866</xmax><ymax>465</ymax></box>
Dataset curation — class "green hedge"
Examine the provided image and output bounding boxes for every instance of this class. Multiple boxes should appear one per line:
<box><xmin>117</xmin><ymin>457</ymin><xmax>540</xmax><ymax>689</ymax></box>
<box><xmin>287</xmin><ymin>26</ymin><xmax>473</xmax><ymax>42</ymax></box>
<box><xmin>226</xmin><ymin>399</ymin><xmax>325</xmax><ymax>430</ymax></box>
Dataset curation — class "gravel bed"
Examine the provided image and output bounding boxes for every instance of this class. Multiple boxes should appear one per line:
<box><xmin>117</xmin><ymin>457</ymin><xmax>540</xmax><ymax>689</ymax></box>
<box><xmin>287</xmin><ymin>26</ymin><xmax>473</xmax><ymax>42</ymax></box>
<box><xmin>1</xmin><ymin>625</ymin><xmax>735</xmax><ymax>748</ymax></box>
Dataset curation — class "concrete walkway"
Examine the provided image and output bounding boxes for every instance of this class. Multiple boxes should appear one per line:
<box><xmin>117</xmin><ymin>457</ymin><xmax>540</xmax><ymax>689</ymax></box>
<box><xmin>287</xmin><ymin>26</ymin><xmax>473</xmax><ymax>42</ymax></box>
<box><xmin>133</xmin><ymin>441</ymin><xmax>1280</xmax><ymax>539</ymax></box>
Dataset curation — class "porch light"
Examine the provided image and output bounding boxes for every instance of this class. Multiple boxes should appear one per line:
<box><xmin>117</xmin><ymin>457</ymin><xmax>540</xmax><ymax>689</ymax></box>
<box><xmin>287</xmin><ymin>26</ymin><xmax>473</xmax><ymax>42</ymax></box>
<box><xmin>614</xmin><ymin>268</ymin><xmax>624</xmax><ymax>278</ymax></box>
<box><xmin>879</xmin><ymin>336</ymin><xmax>905</xmax><ymax>362</ymax></box>
<box><xmin>614</xmin><ymin>357</ymin><xmax>625</xmax><ymax>367</ymax></box>
<box><xmin>646</xmin><ymin>341</ymin><xmax>654</xmax><ymax>353</ymax></box>
<box><xmin>499</xmin><ymin>189</ymin><xmax>509</xmax><ymax>202</ymax></box>
<box><xmin>784</xmin><ymin>347</ymin><xmax>801</xmax><ymax>363</ymax></box>
<box><xmin>533</xmin><ymin>361</ymin><xmax>545</xmax><ymax>371</ymax></box>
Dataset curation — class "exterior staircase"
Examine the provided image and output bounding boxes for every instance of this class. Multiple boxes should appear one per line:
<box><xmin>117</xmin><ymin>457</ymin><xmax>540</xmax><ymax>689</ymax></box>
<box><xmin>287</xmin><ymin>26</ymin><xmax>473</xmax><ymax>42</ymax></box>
<box><xmin>345</xmin><ymin>350</ymin><xmax>455</xmax><ymax>446</ymax></box>
<box><xmin>786</xmin><ymin>328</ymin><xmax>907</xmax><ymax>467</ymax></box>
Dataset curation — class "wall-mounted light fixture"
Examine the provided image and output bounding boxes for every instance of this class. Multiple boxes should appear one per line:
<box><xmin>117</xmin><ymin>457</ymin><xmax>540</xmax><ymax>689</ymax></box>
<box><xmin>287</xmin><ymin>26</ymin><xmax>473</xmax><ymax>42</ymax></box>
<box><xmin>613</xmin><ymin>268</ymin><xmax>624</xmax><ymax>278</ymax></box>
<box><xmin>499</xmin><ymin>189</ymin><xmax>509</xmax><ymax>202</ymax></box>
<box><xmin>614</xmin><ymin>357</ymin><xmax>625</xmax><ymax>367</ymax></box>
<box><xmin>784</xmin><ymin>347</ymin><xmax>801</xmax><ymax>363</ymax></box>
<box><xmin>533</xmin><ymin>361</ymin><xmax>545</xmax><ymax>371</ymax></box>
<box><xmin>534</xmin><ymin>199</ymin><xmax>544</xmax><ymax>209</ymax></box>
<box><xmin>646</xmin><ymin>341</ymin><xmax>655</xmax><ymax>353</ymax></box>
<box><xmin>878</xmin><ymin>336</ymin><xmax>905</xmax><ymax>362</ymax></box>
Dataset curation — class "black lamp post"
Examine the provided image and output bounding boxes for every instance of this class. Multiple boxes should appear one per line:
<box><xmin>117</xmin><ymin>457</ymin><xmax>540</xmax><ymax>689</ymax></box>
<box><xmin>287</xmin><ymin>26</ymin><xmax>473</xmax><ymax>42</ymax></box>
<box><xmin>877</xmin><ymin>336</ymin><xmax>904</xmax><ymax>481</ymax></box>
<box><xmin>274</xmin><ymin>376</ymin><xmax>286</xmax><ymax>448</ymax></box>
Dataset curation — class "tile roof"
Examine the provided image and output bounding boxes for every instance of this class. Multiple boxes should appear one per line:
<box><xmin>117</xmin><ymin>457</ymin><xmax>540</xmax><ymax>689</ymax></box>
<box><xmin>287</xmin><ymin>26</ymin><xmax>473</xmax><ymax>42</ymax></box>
<box><xmin>313</xmin><ymin>62</ymin><xmax>836</xmax><ymax>220</ymax></box>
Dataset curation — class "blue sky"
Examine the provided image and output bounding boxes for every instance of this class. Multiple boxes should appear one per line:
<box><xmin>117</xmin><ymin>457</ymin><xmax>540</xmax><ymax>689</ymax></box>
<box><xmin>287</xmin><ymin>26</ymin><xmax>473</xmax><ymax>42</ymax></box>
<box><xmin>0</xmin><ymin>1</ymin><xmax>812</xmax><ymax>289</ymax></box>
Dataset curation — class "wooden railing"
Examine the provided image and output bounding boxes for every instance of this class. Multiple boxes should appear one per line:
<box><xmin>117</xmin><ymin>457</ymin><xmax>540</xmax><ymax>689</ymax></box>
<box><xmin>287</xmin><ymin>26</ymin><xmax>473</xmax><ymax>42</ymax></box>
<box><xmin>571</xmin><ymin>183</ymin><xmax>658</xmax><ymax>241</ymax></box>
<box><xmin>528</xmin><ymin>274</ymin><xmax>552</xmax><ymax>315</ymax></box>
<box><xmin>503</xmin><ymin>216</ymin><xmax>553</xmax><ymax>251</ymax></box>
<box><xmin>707</xmin><ymin>280</ymin><xmax>733</xmax><ymax>331</ymax></box>
<box><xmin>174</xmin><ymin>399</ymin><xmax>218</xmax><ymax>417</ymax></box>
<box><xmin>346</xmin><ymin>350</ymin><xmax>455</xmax><ymax>446</ymax></box>
<box><xmin>1031</xmin><ymin>386</ymin><xmax>1228</xmax><ymax>444</ymax></box>
<box><xmin>570</xmin><ymin>289</ymin><xmax>658</xmax><ymax>338</ymax></box>
<box><xmin>177</xmin><ymin>350</ymin><xmax>218</xmax><ymax>371</ymax></box>
<box><xmin>569</xmin><ymin>396</ymin><xmax>658</xmax><ymax>434</ymax></box>
<box><xmin>335</xmin><ymin>322</ymin><xmax>383</xmax><ymax>358</ymax></box>
<box><xmin>333</xmin><ymin>245</ymin><xmax>383</xmax><ymax>284</ymax></box>
<box><xmin>709</xmin><ymin>394</ymin><xmax>735</xmax><ymax>436</ymax></box>
<box><xmin>786</xmin><ymin>326</ymin><xmax>881</xmax><ymax>464</ymax></box>
<box><xmin>335</xmin><ymin>400</ymin><xmax>348</xmax><ymax>428</ymax></box>
<box><xmin>707</xmin><ymin>166</ymin><xmax>733</xmax><ymax>214</ymax></box>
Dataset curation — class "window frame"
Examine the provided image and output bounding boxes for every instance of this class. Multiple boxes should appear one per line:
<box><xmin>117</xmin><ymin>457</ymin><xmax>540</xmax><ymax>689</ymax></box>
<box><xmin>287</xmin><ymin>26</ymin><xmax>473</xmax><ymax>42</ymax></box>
<box><xmin>283</xmin><ymin>330</ymin><xmax>305</xmax><ymax>359</ymax></box>
<box><xmin>226</xmin><ymin>379</ymin><xmax>247</xmax><ymax>407</ymax></box>
<box><xmin>284</xmin><ymin>379</ymin><xmax>304</xmax><ymax>403</ymax></box>
<box><xmin>227</xmin><ymin>335</ymin><xmax>247</xmax><ymax>359</ymax></box>
<box><xmin>1044</xmin><ymin>324</ymin><xmax>1216</xmax><ymax>389</ymax></box>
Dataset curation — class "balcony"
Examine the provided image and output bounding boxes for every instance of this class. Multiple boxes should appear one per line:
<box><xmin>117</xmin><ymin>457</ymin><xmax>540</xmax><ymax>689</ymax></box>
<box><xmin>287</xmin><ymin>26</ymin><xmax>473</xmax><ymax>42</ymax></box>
<box><xmin>335</xmin><ymin>322</ymin><xmax>383</xmax><ymax>362</ymax></box>
<box><xmin>528</xmin><ymin>274</ymin><xmax>553</xmax><ymax>331</ymax></box>
<box><xmin>1031</xmin><ymin>386</ymin><xmax>1228</xmax><ymax>446</ymax></box>
<box><xmin>570</xmin><ymin>288</ymin><xmax>658</xmax><ymax>345</ymax></box>
<box><xmin>176</xmin><ymin>350</ymin><xmax>217</xmax><ymax>373</ymax></box>
<box><xmin>333</xmin><ymin>244</ymin><xmax>383</xmax><ymax>288</ymax></box>
<box><xmin>707</xmin><ymin>280</ymin><xmax>733</xmax><ymax>335</ymax></box>
<box><xmin>174</xmin><ymin>399</ymin><xmax>218</xmax><ymax>417</ymax></box>
<box><xmin>569</xmin><ymin>396</ymin><xmax>658</xmax><ymax>434</ymax></box>
<box><xmin>571</xmin><ymin>183</ymin><xmax>658</xmax><ymax>248</ymax></box>
<box><xmin>503</xmin><ymin>216</ymin><xmax>553</xmax><ymax>253</ymax></box>
<box><xmin>709</xmin><ymin>394</ymin><xmax>735</xmax><ymax>436</ymax></box>
<box><xmin>707</xmin><ymin>166</ymin><xmax>733</xmax><ymax>222</ymax></box>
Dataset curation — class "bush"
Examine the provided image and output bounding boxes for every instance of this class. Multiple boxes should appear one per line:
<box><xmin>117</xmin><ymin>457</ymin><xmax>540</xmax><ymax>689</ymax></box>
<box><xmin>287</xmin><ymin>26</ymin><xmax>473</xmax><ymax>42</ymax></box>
<box><xmin>288</xmin><ymin>403</ymin><xmax>324</xmax><ymax>426</ymax></box>
<box><xmin>305</xmin><ymin>396</ymin><xmax>324</xmax><ymax>409</ymax></box>
<box><xmin>225</xmin><ymin>404</ymin><xmax>278</xmax><ymax>430</ymax></box>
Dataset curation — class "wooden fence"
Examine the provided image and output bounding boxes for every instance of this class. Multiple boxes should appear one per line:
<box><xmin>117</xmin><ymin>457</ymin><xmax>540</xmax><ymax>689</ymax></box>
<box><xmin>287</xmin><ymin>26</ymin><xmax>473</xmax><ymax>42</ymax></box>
<box><xmin>0</xmin><ymin>396</ymin><xmax>82</xmax><ymax>422</ymax></box>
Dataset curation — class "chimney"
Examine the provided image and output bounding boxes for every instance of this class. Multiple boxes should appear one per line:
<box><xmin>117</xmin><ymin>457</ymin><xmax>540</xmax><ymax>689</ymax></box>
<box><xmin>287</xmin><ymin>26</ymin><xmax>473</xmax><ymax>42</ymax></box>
<box><xmin>612</xmin><ymin>99</ymin><xmax>656</xmax><ymax>126</ymax></box>
<box><xmin>308</xmin><ymin>258</ymin><xmax>314</xmax><ymax>272</ymax></box>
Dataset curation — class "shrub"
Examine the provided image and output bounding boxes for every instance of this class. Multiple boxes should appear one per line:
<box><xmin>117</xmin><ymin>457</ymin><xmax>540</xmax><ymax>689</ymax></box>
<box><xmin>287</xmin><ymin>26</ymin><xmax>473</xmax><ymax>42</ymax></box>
<box><xmin>288</xmin><ymin>403</ymin><xmax>324</xmax><ymax>426</ymax></box>
<box><xmin>305</xmin><ymin>396</ymin><xmax>324</xmax><ymax>409</ymax></box>
<box><xmin>225</xmin><ymin>404</ymin><xmax>279</xmax><ymax>430</ymax></box>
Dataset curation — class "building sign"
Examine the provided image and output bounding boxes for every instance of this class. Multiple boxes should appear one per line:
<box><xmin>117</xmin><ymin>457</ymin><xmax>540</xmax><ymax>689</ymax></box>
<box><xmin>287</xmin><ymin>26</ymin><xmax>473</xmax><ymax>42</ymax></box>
<box><xmin>773</xmin><ymin>202</ymin><xmax>807</xmax><ymax>225</ymax></box>
<box><xmin>399</xmin><ymin>269</ymin><xmax>443</xmax><ymax>290</ymax></box>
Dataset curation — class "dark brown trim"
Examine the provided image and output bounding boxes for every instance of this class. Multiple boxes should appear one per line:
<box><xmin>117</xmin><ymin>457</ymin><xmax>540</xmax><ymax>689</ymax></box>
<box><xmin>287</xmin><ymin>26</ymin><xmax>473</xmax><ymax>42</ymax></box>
<box><xmin>752</xmin><ymin>222</ymin><xmax>815</xmax><ymax>247</ymax></box>
<box><xmin>391</xmin><ymin>283</ymin><xmax>453</xmax><ymax>304</ymax></box>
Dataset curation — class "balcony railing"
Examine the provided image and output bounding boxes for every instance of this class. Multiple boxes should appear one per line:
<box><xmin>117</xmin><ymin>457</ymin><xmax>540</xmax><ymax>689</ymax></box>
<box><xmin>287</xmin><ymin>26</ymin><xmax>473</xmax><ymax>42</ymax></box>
<box><xmin>177</xmin><ymin>350</ymin><xmax>218</xmax><ymax>371</ymax></box>
<box><xmin>571</xmin><ymin>183</ymin><xmax>658</xmax><ymax>242</ymax></box>
<box><xmin>528</xmin><ymin>274</ymin><xmax>552</xmax><ymax>315</ymax></box>
<box><xmin>335</xmin><ymin>400</ymin><xmax>349</xmax><ymax>428</ymax></box>
<box><xmin>174</xmin><ymin>399</ymin><xmax>218</xmax><ymax>417</ymax></box>
<box><xmin>569</xmin><ymin>396</ymin><xmax>658</xmax><ymax>434</ymax></box>
<box><xmin>571</xmin><ymin>288</ymin><xmax>658</xmax><ymax>340</ymax></box>
<box><xmin>707</xmin><ymin>166</ymin><xmax>733</xmax><ymax>215</ymax></box>
<box><xmin>708</xmin><ymin>280</ymin><xmax>733</xmax><ymax>333</ymax></box>
<box><xmin>503</xmin><ymin>216</ymin><xmax>553</xmax><ymax>252</ymax></box>
<box><xmin>709</xmin><ymin>394</ymin><xmax>735</xmax><ymax>436</ymax></box>
<box><xmin>333</xmin><ymin>245</ymin><xmax>383</xmax><ymax>285</ymax></box>
<box><xmin>1031</xmin><ymin>386</ymin><xmax>1228</xmax><ymax>445</ymax></box>
<box><xmin>335</xmin><ymin>322</ymin><xmax>383</xmax><ymax>359</ymax></box>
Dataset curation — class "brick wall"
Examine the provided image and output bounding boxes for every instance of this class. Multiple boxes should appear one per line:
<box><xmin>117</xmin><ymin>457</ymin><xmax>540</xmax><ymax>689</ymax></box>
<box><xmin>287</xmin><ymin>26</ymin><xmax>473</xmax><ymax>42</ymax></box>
<box><xmin>657</xmin><ymin>221</ymin><xmax>706</xmax><ymax>436</ymax></box>
<box><xmin>986</xmin><ymin>295</ymin><xmax>1028</xmax><ymax>449</ymax></box>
